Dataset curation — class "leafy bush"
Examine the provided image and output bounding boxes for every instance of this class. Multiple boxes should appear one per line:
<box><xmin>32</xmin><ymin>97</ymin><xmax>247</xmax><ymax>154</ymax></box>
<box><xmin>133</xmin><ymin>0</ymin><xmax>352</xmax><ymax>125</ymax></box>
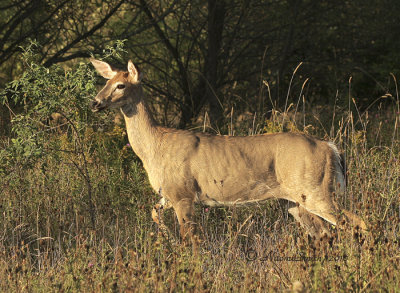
<box><xmin>1</xmin><ymin>42</ymin><xmax>96</xmax><ymax>171</ymax></box>
<box><xmin>0</xmin><ymin>41</ymin><xmax>147</xmax><ymax>234</ymax></box>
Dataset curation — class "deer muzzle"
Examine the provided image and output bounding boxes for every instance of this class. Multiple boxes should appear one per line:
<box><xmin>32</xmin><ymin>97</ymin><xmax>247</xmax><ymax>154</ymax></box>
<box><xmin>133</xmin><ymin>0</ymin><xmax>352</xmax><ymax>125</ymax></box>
<box><xmin>90</xmin><ymin>99</ymin><xmax>107</xmax><ymax>112</ymax></box>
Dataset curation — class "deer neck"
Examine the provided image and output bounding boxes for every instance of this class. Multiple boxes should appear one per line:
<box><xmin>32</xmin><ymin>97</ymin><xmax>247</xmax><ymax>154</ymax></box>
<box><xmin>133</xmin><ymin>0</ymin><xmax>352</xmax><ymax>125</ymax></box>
<box><xmin>121</xmin><ymin>98</ymin><xmax>160</xmax><ymax>163</ymax></box>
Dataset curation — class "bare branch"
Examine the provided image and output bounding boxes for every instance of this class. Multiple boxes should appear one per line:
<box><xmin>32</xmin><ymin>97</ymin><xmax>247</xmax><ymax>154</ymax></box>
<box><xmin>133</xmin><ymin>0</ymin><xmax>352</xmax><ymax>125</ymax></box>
<box><xmin>43</xmin><ymin>0</ymin><xmax>125</xmax><ymax>67</ymax></box>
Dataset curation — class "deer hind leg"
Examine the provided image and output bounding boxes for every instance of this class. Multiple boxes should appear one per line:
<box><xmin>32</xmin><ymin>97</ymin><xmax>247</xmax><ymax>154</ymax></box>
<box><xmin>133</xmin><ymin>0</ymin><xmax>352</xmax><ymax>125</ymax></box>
<box><xmin>262</xmin><ymin>187</ymin><xmax>332</xmax><ymax>238</ymax></box>
<box><xmin>304</xmin><ymin>202</ymin><xmax>338</xmax><ymax>227</ymax></box>
<box><xmin>298</xmin><ymin>194</ymin><xmax>367</xmax><ymax>233</ymax></box>
<box><xmin>151</xmin><ymin>198</ymin><xmax>175</xmax><ymax>242</ymax></box>
<box><xmin>309</xmin><ymin>206</ymin><xmax>367</xmax><ymax>234</ymax></box>
<box><xmin>341</xmin><ymin>210</ymin><xmax>367</xmax><ymax>231</ymax></box>
<box><xmin>288</xmin><ymin>204</ymin><xmax>331</xmax><ymax>239</ymax></box>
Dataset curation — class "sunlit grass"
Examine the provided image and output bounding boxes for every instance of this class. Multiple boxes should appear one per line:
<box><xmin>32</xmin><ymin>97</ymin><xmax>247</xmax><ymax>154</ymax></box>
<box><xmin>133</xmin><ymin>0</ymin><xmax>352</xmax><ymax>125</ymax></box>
<box><xmin>1</xmin><ymin>105</ymin><xmax>399</xmax><ymax>291</ymax></box>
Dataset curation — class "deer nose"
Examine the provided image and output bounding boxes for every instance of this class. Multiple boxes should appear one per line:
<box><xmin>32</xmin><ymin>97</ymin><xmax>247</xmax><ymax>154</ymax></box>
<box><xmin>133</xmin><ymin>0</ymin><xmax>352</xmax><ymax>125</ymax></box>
<box><xmin>91</xmin><ymin>99</ymin><xmax>105</xmax><ymax>112</ymax></box>
<box><xmin>91</xmin><ymin>100</ymin><xmax>99</xmax><ymax>109</ymax></box>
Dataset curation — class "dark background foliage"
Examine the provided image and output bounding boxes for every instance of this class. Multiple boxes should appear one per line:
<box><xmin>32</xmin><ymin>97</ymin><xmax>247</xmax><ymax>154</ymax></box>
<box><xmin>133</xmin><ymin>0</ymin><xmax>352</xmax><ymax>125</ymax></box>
<box><xmin>1</xmin><ymin>0</ymin><xmax>399</xmax><ymax>132</ymax></box>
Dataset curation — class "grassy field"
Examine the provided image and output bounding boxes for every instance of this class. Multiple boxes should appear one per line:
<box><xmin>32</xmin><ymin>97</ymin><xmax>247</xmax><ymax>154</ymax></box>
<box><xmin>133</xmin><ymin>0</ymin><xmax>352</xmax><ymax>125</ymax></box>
<box><xmin>1</xmin><ymin>99</ymin><xmax>399</xmax><ymax>292</ymax></box>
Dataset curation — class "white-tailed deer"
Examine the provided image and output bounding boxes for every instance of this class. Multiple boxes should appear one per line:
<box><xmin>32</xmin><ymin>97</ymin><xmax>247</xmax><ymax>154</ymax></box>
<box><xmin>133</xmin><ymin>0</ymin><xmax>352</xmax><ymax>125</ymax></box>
<box><xmin>90</xmin><ymin>59</ymin><xmax>366</xmax><ymax>243</ymax></box>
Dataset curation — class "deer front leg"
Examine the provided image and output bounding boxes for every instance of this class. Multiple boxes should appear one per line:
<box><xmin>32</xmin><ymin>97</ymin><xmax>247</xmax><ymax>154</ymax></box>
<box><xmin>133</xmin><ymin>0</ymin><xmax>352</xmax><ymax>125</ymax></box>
<box><xmin>174</xmin><ymin>198</ymin><xmax>198</xmax><ymax>247</ymax></box>
<box><xmin>152</xmin><ymin>197</ymin><xmax>174</xmax><ymax>242</ymax></box>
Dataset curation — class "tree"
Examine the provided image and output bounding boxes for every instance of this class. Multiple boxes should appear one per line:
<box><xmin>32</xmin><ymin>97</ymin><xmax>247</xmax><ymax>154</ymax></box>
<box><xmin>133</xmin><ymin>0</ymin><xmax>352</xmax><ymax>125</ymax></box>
<box><xmin>1</xmin><ymin>0</ymin><xmax>400</xmax><ymax>132</ymax></box>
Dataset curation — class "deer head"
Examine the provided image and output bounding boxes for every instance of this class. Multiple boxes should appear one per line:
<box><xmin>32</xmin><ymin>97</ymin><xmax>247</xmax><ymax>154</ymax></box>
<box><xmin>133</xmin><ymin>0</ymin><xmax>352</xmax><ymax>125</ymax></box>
<box><xmin>90</xmin><ymin>59</ymin><xmax>142</xmax><ymax>113</ymax></box>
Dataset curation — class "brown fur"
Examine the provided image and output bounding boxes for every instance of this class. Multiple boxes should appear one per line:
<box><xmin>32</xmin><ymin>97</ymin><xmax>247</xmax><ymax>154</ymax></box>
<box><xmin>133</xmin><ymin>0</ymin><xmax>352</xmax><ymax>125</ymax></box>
<box><xmin>90</xmin><ymin>59</ymin><xmax>366</xmax><ymax>243</ymax></box>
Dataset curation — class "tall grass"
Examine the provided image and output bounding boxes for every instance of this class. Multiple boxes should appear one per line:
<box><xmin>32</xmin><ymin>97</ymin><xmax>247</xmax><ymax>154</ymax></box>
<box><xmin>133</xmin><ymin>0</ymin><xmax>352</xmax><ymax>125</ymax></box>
<box><xmin>1</xmin><ymin>104</ymin><xmax>399</xmax><ymax>291</ymax></box>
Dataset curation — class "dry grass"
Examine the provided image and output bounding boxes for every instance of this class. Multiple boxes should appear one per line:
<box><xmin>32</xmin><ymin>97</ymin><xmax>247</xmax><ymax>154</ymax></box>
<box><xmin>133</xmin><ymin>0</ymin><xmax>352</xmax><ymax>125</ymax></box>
<box><xmin>1</xmin><ymin>105</ymin><xmax>399</xmax><ymax>292</ymax></box>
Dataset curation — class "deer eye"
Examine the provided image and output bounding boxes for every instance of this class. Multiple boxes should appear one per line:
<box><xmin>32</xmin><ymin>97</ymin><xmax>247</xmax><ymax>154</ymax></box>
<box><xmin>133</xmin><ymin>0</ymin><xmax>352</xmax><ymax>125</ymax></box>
<box><xmin>116</xmin><ymin>84</ymin><xmax>125</xmax><ymax>90</ymax></box>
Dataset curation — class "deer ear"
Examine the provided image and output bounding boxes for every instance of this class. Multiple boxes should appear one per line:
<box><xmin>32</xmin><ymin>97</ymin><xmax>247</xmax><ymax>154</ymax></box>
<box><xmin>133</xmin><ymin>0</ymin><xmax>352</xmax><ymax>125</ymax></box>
<box><xmin>127</xmin><ymin>60</ymin><xmax>142</xmax><ymax>82</ymax></box>
<box><xmin>90</xmin><ymin>59</ymin><xmax>118</xmax><ymax>79</ymax></box>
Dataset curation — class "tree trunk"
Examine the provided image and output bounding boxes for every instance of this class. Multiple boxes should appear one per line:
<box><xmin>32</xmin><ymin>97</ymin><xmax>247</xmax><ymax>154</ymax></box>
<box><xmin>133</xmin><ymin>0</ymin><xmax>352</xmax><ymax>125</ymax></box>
<box><xmin>179</xmin><ymin>0</ymin><xmax>226</xmax><ymax>128</ymax></box>
<box><xmin>205</xmin><ymin>0</ymin><xmax>226</xmax><ymax>127</ymax></box>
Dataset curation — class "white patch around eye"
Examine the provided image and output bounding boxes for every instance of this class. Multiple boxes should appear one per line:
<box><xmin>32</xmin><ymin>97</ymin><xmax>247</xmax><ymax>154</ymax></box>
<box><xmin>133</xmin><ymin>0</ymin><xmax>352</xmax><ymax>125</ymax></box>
<box><xmin>116</xmin><ymin>83</ymin><xmax>126</xmax><ymax>90</ymax></box>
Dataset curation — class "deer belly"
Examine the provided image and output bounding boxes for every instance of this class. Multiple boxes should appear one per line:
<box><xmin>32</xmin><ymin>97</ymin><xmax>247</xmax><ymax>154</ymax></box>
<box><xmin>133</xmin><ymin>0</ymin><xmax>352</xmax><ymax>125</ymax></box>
<box><xmin>196</xmin><ymin>180</ymin><xmax>276</xmax><ymax>207</ymax></box>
